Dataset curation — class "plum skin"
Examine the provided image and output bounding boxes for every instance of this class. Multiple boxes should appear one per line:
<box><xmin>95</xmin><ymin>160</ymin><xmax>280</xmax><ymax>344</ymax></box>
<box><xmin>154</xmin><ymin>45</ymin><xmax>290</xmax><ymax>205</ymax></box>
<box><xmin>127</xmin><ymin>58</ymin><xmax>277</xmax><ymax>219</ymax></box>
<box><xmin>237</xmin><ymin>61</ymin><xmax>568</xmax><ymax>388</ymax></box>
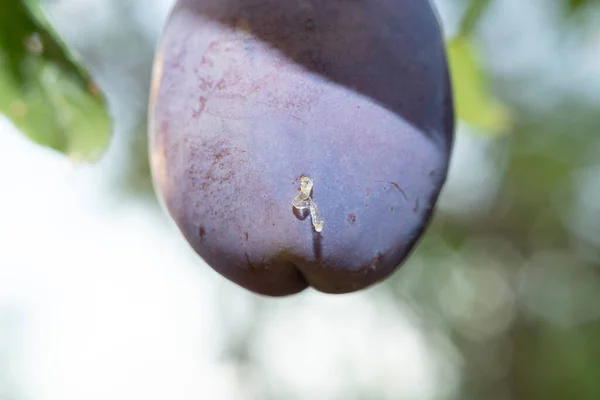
<box><xmin>148</xmin><ymin>0</ymin><xmax>454</xmax><ymax>296</ymax></box>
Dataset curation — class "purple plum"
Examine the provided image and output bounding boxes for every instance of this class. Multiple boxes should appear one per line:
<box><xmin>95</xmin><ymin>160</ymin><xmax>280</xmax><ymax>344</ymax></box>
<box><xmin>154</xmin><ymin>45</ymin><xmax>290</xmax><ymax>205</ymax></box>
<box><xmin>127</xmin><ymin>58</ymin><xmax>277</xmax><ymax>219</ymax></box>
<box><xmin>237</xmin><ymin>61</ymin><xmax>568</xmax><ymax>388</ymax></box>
<box><xmin>148</xmin><ymin>0</ymin><xmax>454</xmax><ymax>296</ymax></box>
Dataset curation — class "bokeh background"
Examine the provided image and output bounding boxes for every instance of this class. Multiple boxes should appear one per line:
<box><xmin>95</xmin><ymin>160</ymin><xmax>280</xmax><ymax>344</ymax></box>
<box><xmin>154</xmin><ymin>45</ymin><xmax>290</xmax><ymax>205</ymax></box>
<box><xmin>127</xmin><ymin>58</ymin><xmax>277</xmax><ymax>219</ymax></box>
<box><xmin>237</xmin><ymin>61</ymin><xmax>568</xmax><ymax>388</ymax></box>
<box><xmin>1</xmin><ymin>0</ymin><xmax>600</xmax><ymax>399</ymax></box>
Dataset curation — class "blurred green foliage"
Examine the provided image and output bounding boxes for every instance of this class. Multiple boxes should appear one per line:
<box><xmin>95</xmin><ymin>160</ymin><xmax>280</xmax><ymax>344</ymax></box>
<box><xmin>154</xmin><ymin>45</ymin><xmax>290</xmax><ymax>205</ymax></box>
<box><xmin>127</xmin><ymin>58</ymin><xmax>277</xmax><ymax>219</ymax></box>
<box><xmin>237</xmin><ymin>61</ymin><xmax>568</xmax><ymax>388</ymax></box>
<box><xmin>567</xmin><ymin>0</ymin><xmax>600</xmax><ymax>12</ymax></box>
<box><xmin>447</xmin><ymin>36</ymin><xmax>512</xmax><ymax>134</ymax></box>
<box><xmin>447</xmin><ymin>0</ymin><xmax>512</xmax><ymax>134</ymax></box>
<box><xmin>0</xmin><ymin>0</ymin><xmax>110</xmax><ymax>161</ymax></box>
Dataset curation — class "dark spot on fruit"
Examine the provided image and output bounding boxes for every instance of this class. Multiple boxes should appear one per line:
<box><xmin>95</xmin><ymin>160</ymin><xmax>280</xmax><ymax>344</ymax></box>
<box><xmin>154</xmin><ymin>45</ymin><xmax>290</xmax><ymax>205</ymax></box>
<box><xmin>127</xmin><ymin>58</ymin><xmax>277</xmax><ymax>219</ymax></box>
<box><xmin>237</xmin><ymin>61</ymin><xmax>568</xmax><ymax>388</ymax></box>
<box><xmin>198</xmin><ymin>225</ymin><xmax>206</xmax><ymax>241</ymax></box>
<box><xmin>347</xmin><ymin>213</ymin><xmax>356</xmax><ymax>224</ymax></box>
<box><xmin>192</xmin><ymin>96</ymin><xmax>207</xmax><ymax>118</ymax></box>
<box><xmin>291</xmin><ymin>115</ymin><xmax>306</xmax><ymax>124</ymax></box>
<box><xmin>245</xmin><ymin>231</ymin><xmax>249</xmax><ymax>241</ymax></box>
<box><xmin>390</xmin><ymin>181</ymin><xmax>409</xmax><ymax>201</ymax></box>
<box><xmin>390</xmin><ymin>206</ymin><xmax>395</xmax><ymax>212</ymax></box>
<box><xmin>200</xmin><ymin>55</ymin><xmax>213</xmax><ymax>67</ymax></box>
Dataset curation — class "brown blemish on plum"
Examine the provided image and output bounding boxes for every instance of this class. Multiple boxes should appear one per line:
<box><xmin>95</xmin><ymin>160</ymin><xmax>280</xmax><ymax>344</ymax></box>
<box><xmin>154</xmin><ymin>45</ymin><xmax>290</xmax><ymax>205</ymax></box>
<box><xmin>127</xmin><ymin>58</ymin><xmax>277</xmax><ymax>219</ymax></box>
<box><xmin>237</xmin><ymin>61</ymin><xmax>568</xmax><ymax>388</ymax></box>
<box><xmin>291</xmin><ymin>115</ymin><xmax>306</xmax><ymax>124</ymax></box>
<box><xmin>200</xmin><ymin>55</ymin><xmax>214</xmax><ymax>67</ymax></box>
<box><xmin>198</xmin><ymin>225</ymin><xmax>206</xmax><ymax>241</ymax></box>
<box><xmin>347</xmin><ymin>213</ymin><xmax>356</xmax><ymax>224</ymax></box>
<box><xmin>413</xmin><ymin>198</ymin><xmax>420</xmax><ymax>213</ymax></box>
<box><xmin>192</xmin><ymin>33</ymin><xmax>323</xmax><ymax>122</ymax></box>
<box><xmin>182</xmin><ymin>136</ymin><xmax>257</xmax><ymax>232</ymax></box>
<box><xmin>198</xmin><ymin>77</ymin><xmax>216</xmax><ymax>92</ymax></box>
<box><xmin>390</xmin><ymin>181</ymin><xmax>409</xmax><ymax>201</ymax></box>
<box><xmin>193</xmin><ymin>97</ymin><xmax>207</xmax><ymax>118</ymax></box>
<box><xmin>245</xmin><ymin>231</ymin><xmax>249</xmax><ymax>241</ymax></box>
<box><xmin>216</xmin><ymin>79</ymin><xmax>227</xmax><ymax>90</ymax></box>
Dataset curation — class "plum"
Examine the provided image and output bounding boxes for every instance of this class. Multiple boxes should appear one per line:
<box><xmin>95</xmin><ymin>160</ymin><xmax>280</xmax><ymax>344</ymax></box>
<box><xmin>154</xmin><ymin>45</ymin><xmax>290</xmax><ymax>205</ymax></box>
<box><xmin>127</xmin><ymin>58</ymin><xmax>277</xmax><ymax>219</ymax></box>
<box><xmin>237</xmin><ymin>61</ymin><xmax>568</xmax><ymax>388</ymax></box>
<box><xmin>148</xmin><ymin>0</ymin><xmax>454</xmax><ymax>296</ymax></box>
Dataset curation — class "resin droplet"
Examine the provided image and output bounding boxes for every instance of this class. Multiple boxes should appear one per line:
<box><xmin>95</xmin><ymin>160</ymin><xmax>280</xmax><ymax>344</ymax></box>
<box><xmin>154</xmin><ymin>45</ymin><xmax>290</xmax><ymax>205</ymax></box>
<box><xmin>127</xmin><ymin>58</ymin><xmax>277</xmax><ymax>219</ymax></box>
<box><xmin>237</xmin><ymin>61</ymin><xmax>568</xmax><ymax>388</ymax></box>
<box><xmin>309</xmin><ymin>200</ymin><xmax>323</xmax><ymax>232</ymax></box>
<box><xmin>292</xmin><ymin>174</ymin><xmax>324</xmax><ymax>232</ymax></box>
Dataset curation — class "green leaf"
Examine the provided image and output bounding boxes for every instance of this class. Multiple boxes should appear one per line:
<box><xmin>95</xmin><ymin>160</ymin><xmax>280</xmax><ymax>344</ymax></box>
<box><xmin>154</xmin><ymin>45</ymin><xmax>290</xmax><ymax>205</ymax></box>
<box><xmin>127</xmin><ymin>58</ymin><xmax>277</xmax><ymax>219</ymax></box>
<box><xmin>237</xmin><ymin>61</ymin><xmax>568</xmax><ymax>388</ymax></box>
<box><xmin>565</xmin><ymin>0</ymin><xmax>600</xmax><ymax>13</ymax></box>
<box><xmin>0</xmin><ymin>0</ymin><xmax>110</xmax><ymax>162</ymax></box>
<box><xmin>458</xmin><ymin>0</ymin><xmax>493</xmax><ymax>38</ymax></box>
<box><xmin>447</xmin><ymin>36</ymin><xmax>513</xmax><ymax>134</ymax></box>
